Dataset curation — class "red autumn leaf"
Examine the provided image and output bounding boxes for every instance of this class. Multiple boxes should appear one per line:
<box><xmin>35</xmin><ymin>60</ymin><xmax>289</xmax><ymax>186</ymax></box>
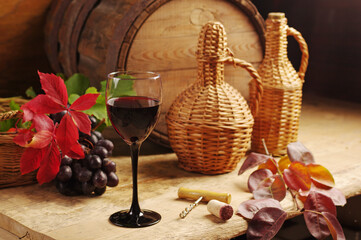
<box><xmin>278</xmin><ymin>156</ymin><xmax>291</xmax><ymax>173</ymax></box>
<box><xmin>246</xmin><ymin>207</ymin><xmax>287</xmax><ymax>240</ymax></box>
<box><xmin>70</xmin><ymin>93</ymin><xmax>99</xmax><ymax>111</ymax></box>
<box><xmin>13</xmin><ymin>129</ymin><xmax>34</xmax><ymax>147</ymax></box>
<box><xmin>248</xmin><ymin>168</ymin><xmax>274</xmax><ymax>193</ymax></box>
<box><xmin>32</xmin><ymin>114</ymin><xmax>54</xmax><ymax>132</ymax></box>
<box><xmin>238</xmin><ymin>152</ymin><xmax>270</xmax><ymax>175</ymax></box>
<box><xmin>38</xmin><ymin>71</ymin><xmax>68</xmax><ymax>106</ymax></box>
<box><xmin>21</xmin><ymin>95</ymin><xmax>64</xmax><ymax>115</ymax></box>
<box><xmin>70</xmin><ymin>110</ymin><xmax>91</xmax><ymax>135</ymax></box>
<box><xmin>304</xmin><ymin>210</ymin><xmax>330</xmax><ymax>240</ymax></box>
<box><xmin>307</xmin><ymin>163</ymin><xmax>335</xmax><ymax>189</ymax></box>
<box><xmin>56</xmin><ymin>113</ymin><xmax>79</xmax><ymax>155</ymax></box>
<box><xmin>237</xmin><ymin>198</ymin><xmax>282</xmax><ymax>220</ymax></box>
<box><xmin>283</xmin><ymin>162</ymin><xmax>311</xmax><ymax>191</ymax></box>
<box><xmin>20</xmin><ymin>147</ymin><xmax>46</xmax><ymax>175</ymax></box>
<box><xmin>37</xmin><ymin>141</ymin><xmax>61</xmax><ymax>184</ymax></box>
<box><xmin>323</xmin><ymin>211</ymin><xmax>346</xmax><ymax>240</ymax></box>
<box><xmin>287</xmin><ymin>142</ymin><xmax>315</xmax><ymax>164</ymax></box>
<box><xmin>305</xmin><ymin>191</ymin><xmax>336</xmax><ymax>216</ymax></box>
<box><xmin>66</xmin><ymin>142</ymin><xmax>85</xmax><ymax>159</ymax></box>
<box><xmin>304</xmin><ymin>191</ymin><xmax>337</xmax><ymax>240</ymax></box>
<box><xmin>316</xmin><ymin>187</ymin><xmax>346</xmax><ymax>207</ymax></box>
<box><xmin>253</xmin><ymin>175</ymin><xmax>286</xmax><ymax>201</ymax></box>
<box><xmin>26</xmin><ymin>130</ymin><xmax>53</xmax><ymax>149</ymax></box>
<box><xmin>258</xmin><ymin>158</ymin><xmax>278</xmax><ymax>174</ymax></box>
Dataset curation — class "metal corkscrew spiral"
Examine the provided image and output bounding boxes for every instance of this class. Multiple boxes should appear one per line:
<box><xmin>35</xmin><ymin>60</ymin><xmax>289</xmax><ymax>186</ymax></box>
<box><xmin>179</xmin><ymin>196</ymin><xmax>203</xmax><ymax>219</ymax></box>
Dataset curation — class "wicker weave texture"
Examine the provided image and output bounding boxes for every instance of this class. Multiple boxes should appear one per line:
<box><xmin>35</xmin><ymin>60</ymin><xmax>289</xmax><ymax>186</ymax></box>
<box><xmin>166</xmin><ymin>22</ymin><xmax>262</xmax><ymax>174</ymax></box>
<box><xmin>250</xmin><ymin>13</ymin><xmax>309</xmax><ymax>156</ymax></box>
<box><xmin>0</xmin><ymin>102</ymin><xmax>37</xmax><ymax>188</ymax></box>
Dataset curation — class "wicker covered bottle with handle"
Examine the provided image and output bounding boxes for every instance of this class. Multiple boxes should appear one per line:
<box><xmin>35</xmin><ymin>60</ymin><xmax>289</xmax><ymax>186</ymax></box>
<box><xmin>166</xmin><ymin>21</ymin><xmax>263</xmax><ymax>174</ymax></box>
<box><xmin>250</xmin><ymin>12</ymin><xmax>309</xmax><ymax>156</ymax></box>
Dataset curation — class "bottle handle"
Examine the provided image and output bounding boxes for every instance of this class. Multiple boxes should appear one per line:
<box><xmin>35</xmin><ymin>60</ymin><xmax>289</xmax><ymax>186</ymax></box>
<box><xmin>224</xmin><ymin>51</ymin><xmax>263</xmax><ymax>117</ymax></box>
<box><xmin>287</xmin><ymin>27</ymin><xmax>309</xmax><ymax>82</ymax></box>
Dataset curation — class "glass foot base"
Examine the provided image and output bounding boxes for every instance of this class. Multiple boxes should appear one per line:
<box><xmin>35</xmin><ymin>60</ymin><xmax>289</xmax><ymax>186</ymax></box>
<box><xmin>109</xmin><ymin>209</ymin><xmax>161</xmax><ymax>228</ymax></box>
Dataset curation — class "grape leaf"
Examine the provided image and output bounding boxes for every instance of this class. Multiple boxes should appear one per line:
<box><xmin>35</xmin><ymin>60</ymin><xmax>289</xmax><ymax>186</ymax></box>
<box><xmin>246</xmin><ymin>207</ymin><xmax>287</xmax><ymax>240</ymax></box>
<box><xmin>68</xmin><ymin>93</ymin><xmax>80</xmax><ymax>104</ymax></box>
<box><xmin>20</xmin><ymin>147</ymin><xmax>46</xmax><ymax>175</ymax></box>
<box><xmin>21</xmin><ymin>95</ymin><xmax>64</xmax><ymax>115</ymax></box>
<box><xmin>283</xmin><ymin>162</ymin><xmax>311</xmax><ymax>191</ymax></box>
<box><xmin>71</xmin><ymin>110</ymin><xmax>91</xmax><ymax>135</ymax></box>
<box><xmin>248</xmin><ymin>168</ymin><xmax>274</xmax><ymax>192</ymax></box>
<box><xmin>287</xmin><ymin>142</ymin><xmax>315</xmax><ymax>164</ymax></box>
<box><xmin>70</xmin><ymin>93</ymin><xmax>99</xmax><ymax>111</ymax></box>
<box><xmin>258</xmin><ymin>158</ymin><xmax>278</xmax><ymax>174</ymax></box>
<box><xmin>323</xmin><ymin>211</ymin><xmax>346</xmax><ymax>240</ymax></box>
<box><xmin>38</xmin><ymin>71</ymin><xmax>68</xmax><ymax>107</ymax></box>
<box><xmin>238</xmin><ymin>152</ymin><xmax>270</xmax><ymax>175</ymax></box>
<box><xmin>237</xmin><ymin>199</ymin><xmax>282</xmax><ymax>220</ymax></box>
<box><xmin>307</xmin><ymin>163</ymin><xmax>335</xmax><ymax>189</ymax></box>
<box><xmin>305</xmin><ymin>191</ymin><xmax>336</xmax><ymax>216</ymax></box>
<box><xmin>300</xmin><ymin>186</ymin><xmax>347</xmax><ymax>207</ymax></box>
<box><xmin>37</xmin><ymin>141</ymin><xmax>61</xmax><ymax>184</ymax></box>
<box><xmin>9</xmin><ymin>100</ymin><xmax>20</xmax><ymax>110</ymax></box>
<box><xmin>56</xmin><ymin>114</ymin><xmax>79</xmax><ymax>155</ymax></box>
<box><xmin>64</xmin><ymin>73</ymin><xmax>90</xmax><ymax>96</ymax></box>
<box><xmin>25</xmin><ymin>86</ymin><xmax>37</xmax><ymax>99</ymax></box>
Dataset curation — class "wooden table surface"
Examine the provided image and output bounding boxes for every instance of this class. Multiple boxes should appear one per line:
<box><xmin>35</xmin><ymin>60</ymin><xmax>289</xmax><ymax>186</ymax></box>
<box><xmin>1</xmin><ymin>96</ymin><xmax>361</xmax><ymax>240</ymax></box>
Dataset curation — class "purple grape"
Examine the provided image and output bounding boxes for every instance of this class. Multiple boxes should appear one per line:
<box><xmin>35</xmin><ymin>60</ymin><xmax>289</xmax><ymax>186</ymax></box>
<box><xmin>77</xmin><ymin>167</ymin><xmax>92</xmax><ymax>182</ymax></box>
<box><xmin>97</xmin><ymin>139</ymin><xmax>114</xmax><ymax>152</ymax></box>
<box><xmin>56</xmin><ymin>181</ymin><xmax>78</xmax><ymax>196</ymax></box>
<box><xmin>92</xmin><ymin>146</ymin><xmax>108</xmax><ymax>159</ymax></box>
<box><xmin>89</xmin><ymin>155</ymin><xmax>102</xmax><ymax>169</ymax></box>
<box><xmin>82</xmin><ymin>181</ymin><xmax>95</xmax><ymax>195</ymax></box>
<box><xmin>106</xmin><ymin>172</ymin><xmax>119</xmax><ymax>187</ymax></box>
<box><xmin>93</xmin><ymin>131</ymin><xmax>103</xmax><ymax>140</ymax></box>
<box><xmin>94</xmin><ymin>186</ymin><xmax>106</xmax><ymax>196</ymax></box>
<box><xmin>72</xmin><ymin>161</ymin><xmax>82</xmax><ymax>176</ymax></box>
<box><xmin>61</xmin><ymin>155</ymin><xmax>73</xmax><ymax>166</ymax></box>
<box><xmin>89</xmin><ymin>116</ymin><xmax>97</xmax><ymax>129</ymax></box>
<box><xmin>92</xmin><ymin>170</ymin><xmax>107</xmax><ymax>188</ymax></box>
<box><xmin>50</xmin><ymin>110</ymin><xmax>66</xmax><ymax>124</ymax></box>
<box><xmin>57</xmin><ymin>165</ymin><xmax>72</xmax><ymax>182</ymax></box>
<box><xmin>102</xmin><ymin>158</ymin><xmax>116</xmax><ymax>174</ymax></box>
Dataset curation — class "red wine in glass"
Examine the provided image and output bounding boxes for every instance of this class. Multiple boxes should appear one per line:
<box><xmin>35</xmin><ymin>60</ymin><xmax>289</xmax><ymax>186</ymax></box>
<box><xmin>106</xmin><ymin>71</ymin><xmax>162</xmax><ymax>228</ymax></box>
<box><xmin>107</xmin><ymin>96</ymin><xmax>160</xmax><ymax>145</ymax></box>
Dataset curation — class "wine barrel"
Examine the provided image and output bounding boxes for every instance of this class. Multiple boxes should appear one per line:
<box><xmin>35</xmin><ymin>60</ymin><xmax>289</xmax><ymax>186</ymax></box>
<box><xmin>45</xmin><ymin>0</ymin><xmax>265</xmax><ymax>147</ymax></box>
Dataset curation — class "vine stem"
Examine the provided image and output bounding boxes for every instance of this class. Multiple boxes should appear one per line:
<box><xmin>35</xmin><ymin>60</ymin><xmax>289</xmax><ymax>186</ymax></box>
<box><xmin>262</xmin><ymin>138</ymin><xmax>301</xmax><ymax>211</ymax></box>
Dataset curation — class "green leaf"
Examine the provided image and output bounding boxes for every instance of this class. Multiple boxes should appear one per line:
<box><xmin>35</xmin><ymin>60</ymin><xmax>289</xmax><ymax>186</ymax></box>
<box><xmin>85</xmin><ymin>87</ymin><xmax>98</xmax><ymax>94</ymax></box>
<box><xmin>25</xmin><ymin>87</ymin><xmax>37</xmax><ymax>99</ymax></box>
<box><xmin>0</xmin><ymin>119</ymin><xmax>15</xmax><ymax>132</ymax></box>
<box><xmin>83</xmin><ymin>94</ymin><xmax>108</xmax><ymax>124</ymax></box>
<box><xmin>112</xmin><ymin>79</ymin><xmax>136</xmax><ymax>97</ymax></box>
<box><xmin>56</xmin><ymin>73</ymin><xmax>66</xmax><ymax>80</ymax></box>
<box><xmin>100</xmin><ymin>80</ymin><xmax>106</xmax><ymax>96</ymax></box>
<box><xmin>68</xmin><ymin>93</ymin><xmax>80</xmax><ymax>104</ymax></box>
<box><xmin>65</xmin><ymin>73</ymin><xmax>90</xmax><ymax>96</ymax></box>
<box><xmin>9</xmin><ymin>100</ymin><xmax>20</xmax><ymax>110</ymax></box>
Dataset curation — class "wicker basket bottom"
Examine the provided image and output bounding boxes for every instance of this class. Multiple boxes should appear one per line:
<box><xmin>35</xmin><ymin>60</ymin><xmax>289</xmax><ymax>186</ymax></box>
<box><xmin>168</xmin><ymin>121</ymin><xmax>253</xmax><ymax>174</ymax></box>
<box><xmin>0</xmin><ymin>133</ymin><xmax>37</xmax><ymax>188</ymax></box>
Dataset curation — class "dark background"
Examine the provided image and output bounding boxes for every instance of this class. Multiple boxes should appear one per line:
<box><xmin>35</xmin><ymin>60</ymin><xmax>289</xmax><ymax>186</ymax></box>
<box><xmin>252</xmin><ymin>0</ymin><xmax>361</xmax><ymax>103</ymax></box>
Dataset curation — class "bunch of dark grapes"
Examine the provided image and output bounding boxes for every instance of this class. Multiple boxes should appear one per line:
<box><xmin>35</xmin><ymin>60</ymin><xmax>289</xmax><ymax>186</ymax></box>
<box><xmin>55</xmin><ymin>116</ymin><xmax>119</xmax><ymax>196</ymax></box>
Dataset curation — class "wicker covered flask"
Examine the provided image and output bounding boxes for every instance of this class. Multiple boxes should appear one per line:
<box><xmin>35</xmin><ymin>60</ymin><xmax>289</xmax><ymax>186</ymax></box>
<box><xmin>166</xmin><ymin>22</ymin><xmax>262</xmax><ymax>174</ymax></box>
<box><xmin>250</xmin><ymin>12</ymin><xmax>309</xmax><ymax>156</ymax></box>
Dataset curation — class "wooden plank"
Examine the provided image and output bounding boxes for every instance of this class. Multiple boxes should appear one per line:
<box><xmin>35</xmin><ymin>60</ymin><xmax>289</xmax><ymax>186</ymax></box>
<box><xmin>0</xmin><ymin>96</ymin><xmax>360</xmax><ymax>239</ymax></box>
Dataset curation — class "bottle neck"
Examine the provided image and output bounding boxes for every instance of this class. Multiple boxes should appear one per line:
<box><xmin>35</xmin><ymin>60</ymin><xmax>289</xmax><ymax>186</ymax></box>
<box><xmin>197</xmin><ymin>61</ymin><xmax>224</xmax><ymax>86</ymax></box>
<box><xmin>264</xmin><ymin>18</ymin><xmax>288</xmax><ymax>61</ymax></box>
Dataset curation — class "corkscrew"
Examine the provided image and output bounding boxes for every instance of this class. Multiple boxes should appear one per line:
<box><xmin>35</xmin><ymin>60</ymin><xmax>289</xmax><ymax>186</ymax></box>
<box><xmin>179</xmin><ymin>196</ymin><xmax>203</xmax><ymax>219</ymax></box>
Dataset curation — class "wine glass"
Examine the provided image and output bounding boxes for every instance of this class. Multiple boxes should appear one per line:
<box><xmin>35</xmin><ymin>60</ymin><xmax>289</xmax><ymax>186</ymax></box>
<box><xmin>106</xmin><ymin>71</ymin><xmax>162</xmax><ymax>228</ymax></box>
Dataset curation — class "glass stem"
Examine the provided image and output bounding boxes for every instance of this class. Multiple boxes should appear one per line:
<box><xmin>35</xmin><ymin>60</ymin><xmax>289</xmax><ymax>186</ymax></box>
<box><xmin>129</xmin><ymin>142</ymin><xmax>142</xmax><ymax>219</ymax></box>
